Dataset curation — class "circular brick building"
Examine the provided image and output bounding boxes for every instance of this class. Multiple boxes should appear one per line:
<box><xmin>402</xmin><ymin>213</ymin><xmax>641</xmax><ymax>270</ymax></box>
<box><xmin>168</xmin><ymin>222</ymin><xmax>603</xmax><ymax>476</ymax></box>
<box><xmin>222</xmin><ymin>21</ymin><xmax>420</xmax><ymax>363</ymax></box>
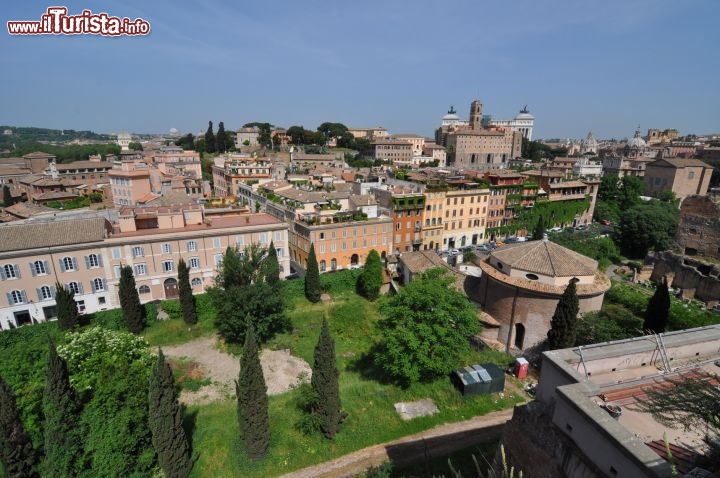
<box><xmin>477</xmin><ymin>239</ymin><xmax>610</xmax><ymax>352</ymax></box>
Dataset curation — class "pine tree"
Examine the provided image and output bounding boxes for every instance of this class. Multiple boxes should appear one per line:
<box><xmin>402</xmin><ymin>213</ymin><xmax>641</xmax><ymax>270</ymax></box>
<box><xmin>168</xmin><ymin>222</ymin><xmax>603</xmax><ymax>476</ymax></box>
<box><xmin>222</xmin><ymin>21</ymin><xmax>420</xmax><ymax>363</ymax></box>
<box><xmin>235</xmin><ymin>324</ymin><xmax>269</xmax><ymax>460</ymax></box>
<box><xmin>644</xmin><ymin>275</ymin><xmax>671</xmax><ymax>334</ymax></box>
<box><xmin>177</xmin><ymin>259</ymin><xmax>197</xmax><ymax>326</ymax></box>
<box><xmin>304</xmin><ymin>243</ymin><xmax>321</xmax><ymax>303</ymax></box>
<box><xmin>310</xmin><ymin>319</ymin><xmax>344</xmax><ymax>438</ymax></box>
<box><xmin>532</xmin><ymin>215</ymin><xmax>546</xmax><ymax>241</ymax></box>
<box><xmin>547</xmin><ymin>280</ymin><xmax>580</xmax><ymax>350</ymax></box>
<box><xmin>2</xmin><ymin>185</ymin><xmax>13</xmax><ymax>207</ymax></box>
<box><xmin>55</xmin><ymin>282</ymin><xmax>79</xmax><ymax>330</ymax></box>
<box><xmin>263</xmin><ymin>241</ymin><xmax>280</xmax><ymax>286</ymax></box>
<box><xmin>204</xmin><ymin>121</ymin><xmax>216</xmax><ymax>154</ymax></box>
<box><xmin>148</xmin><ymin>349</ymin><xmax>193</xmax><ymax>478</ymax></box>
<box><xmin>0</xmin><ymin>376</ymin><xmax>39</xmax><ymax>478</ymax></box>
<box><xmin>43</xmin><ymin>340</ymin><xmax>83</xmax><ymax>478</ymax></box>
<box><xmin>216</xmin><ymin>121</ymin><xmax>227</xmax><ymax>153</ymax></box>
<box><xmin>119</xmin><ymin>265</ymin><xmax>147</xmax><ymax>334</ymax></box>
<box><xmin>357</xmin><ymin>249</ymin><xmax>383</xmax><ymax>301</ymax></box>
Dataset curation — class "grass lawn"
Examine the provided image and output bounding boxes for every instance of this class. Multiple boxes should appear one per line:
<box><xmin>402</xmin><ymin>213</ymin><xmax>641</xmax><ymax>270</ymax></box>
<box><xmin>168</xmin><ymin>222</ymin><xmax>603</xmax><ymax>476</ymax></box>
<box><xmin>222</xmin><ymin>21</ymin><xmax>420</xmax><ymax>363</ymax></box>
<box><xmin>187</xmin><ymin>272</ymin><xmax>523</xmax><ymax>478</ymax></box>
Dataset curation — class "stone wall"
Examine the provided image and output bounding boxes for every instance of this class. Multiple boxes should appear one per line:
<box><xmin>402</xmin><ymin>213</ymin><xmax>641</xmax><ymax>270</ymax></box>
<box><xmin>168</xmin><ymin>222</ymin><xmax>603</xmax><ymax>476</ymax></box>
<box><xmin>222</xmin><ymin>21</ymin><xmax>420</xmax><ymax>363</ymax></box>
<box><xmin>649</xmin><ymin>251</ymin><xmax>720</xmax><ymax>303</ymax></box>
<box><xmin>674</xmin><ymin>195</ymin><xmax>720</xmax><ymax>259</ymax></box>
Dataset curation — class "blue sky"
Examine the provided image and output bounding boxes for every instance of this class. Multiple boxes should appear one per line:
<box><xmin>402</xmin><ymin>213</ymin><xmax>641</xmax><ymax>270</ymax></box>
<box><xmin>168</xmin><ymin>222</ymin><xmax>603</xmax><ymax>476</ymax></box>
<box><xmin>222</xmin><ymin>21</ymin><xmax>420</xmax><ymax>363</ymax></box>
<box><xmin>2</xmin><ymin>0</ymin><xmax>718</xmax><ymax>139</ymax></box>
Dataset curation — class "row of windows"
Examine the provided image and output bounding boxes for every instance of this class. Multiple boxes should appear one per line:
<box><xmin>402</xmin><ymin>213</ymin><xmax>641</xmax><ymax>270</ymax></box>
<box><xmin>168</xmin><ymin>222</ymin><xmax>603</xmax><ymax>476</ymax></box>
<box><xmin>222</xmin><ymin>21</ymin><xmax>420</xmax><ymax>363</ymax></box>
<box><xmin>317</xmin><ymin>226</ymin><xmax>388</xmax><ymax>241</ymax></box>
<box><xmin>6</xmin><ymin>279</ymin><xmax>106</xmax><ymax>305</ymax></box>
<box><xmin>1</xmin><ymin>255</ymin><xmax>104</xmax><ymax>280</ymax></box>
<box><xmin>137</xmin><ymin>278</ymin><xmax>202</xmax><ymax>295</ymax></box>
<box><xmin>443</xmin><ymin>219</ymin><xmax>485</xmax><ymax>230</ymax></box>
<box><xmin>118</xmin><ymin>232</ymin><xmax>284</xmax><ymax>259</ymax></box>
<box><xmin>446</xmin><ymin>195</ymin><xmax>488</xmax><ymax>206</ymax></box>
<box><xmin>316</xmin><ymin>240</ymin><xmax>382</xmax><ymax>253</ymax></box>
<box><xmin>120</xmin><ymin>249</ymin><xmax>284</xmax><ymax>277</ymax></box>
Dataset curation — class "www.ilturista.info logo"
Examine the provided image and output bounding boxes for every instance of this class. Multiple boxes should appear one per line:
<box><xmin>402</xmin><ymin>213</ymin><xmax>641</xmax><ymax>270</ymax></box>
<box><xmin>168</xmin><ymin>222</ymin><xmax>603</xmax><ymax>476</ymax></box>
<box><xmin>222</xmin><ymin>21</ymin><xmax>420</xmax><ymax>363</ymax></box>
<box><xmin>7</xmin><ymin>7</ymin><xmax>150</xmax><ymax>36</ymax></box>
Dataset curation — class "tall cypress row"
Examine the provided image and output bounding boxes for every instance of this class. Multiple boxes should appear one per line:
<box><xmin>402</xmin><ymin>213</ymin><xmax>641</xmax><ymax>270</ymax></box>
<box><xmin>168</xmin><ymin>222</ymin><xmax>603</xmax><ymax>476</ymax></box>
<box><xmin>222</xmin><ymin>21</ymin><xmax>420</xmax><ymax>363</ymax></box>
<box><xmin>148</xmin><ymin>349</ymin><xmax>193</xmax><ymax>478</ymax></box>
<box><xmin>235</xmin><ymin>325</ymin><xmax>269</xmax><ymax>460</ymax></box>
<box><xmin>304</xmin><ymin>243</ymin><xmax>321</xmax><ymax>303</ymax></box>
<box><xmin>177</xmin><ymin>259</ymin><xmax>197</xmax><ymax>326</ymax></box>
<box><xmin>263</xmin><ymin>241</ymin><xmax>280</xmax><ymax>286</ymax></box>
<box><xmin>43</xmin><ymin>341</ymin><xmax>83</xmax><ymax>478</ymax></box>
<box><xmin>310</xmin><ymin>319</ymin><xmax>345</xmax><ymax>438</ymax></box>
<box><xmin>0</xmin><ymin>376</ymin><xmax>39</xmax><ymax>477</ymax></box>
<box><xmin>119</xmin><ymin>265</ymin><xmax>147</xmax><ymax>334</ymax></box>
<box><xmin>547</xmin><ymin>280</ymin><xmax>580</xmax><ymax>350</ymax></box>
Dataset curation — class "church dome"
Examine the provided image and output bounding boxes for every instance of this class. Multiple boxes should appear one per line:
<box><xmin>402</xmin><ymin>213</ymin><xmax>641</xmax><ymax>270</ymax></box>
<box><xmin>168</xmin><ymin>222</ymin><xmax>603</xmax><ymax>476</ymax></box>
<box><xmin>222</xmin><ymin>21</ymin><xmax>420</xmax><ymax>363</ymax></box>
<box><xmin>442</xmin><ymin>106</ymin><xmax>460</xmax><ymax>122</ymax></box>
<box><xmin>627</xmin><ymin>127</ymin><xmax>646</xmax><ymax>148</ymax></box>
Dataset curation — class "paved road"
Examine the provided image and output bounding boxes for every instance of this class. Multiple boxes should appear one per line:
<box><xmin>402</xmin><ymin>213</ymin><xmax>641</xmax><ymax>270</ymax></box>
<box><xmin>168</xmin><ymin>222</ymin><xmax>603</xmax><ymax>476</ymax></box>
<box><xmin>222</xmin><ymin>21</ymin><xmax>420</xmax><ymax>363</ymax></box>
<box><xmin>280</xmin><ymin>408</ymin><xmax>515</xmax><ymax>478</ymax></box>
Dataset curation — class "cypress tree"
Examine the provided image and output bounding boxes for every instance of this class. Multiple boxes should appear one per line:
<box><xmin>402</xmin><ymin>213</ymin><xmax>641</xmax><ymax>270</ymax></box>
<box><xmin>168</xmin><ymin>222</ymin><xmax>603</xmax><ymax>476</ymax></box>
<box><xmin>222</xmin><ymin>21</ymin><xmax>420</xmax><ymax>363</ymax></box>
<box><xmin>547</xmin><ymin>280</ymin><xmax>580</xmax><ymax>350</ymax></box>
<box><xmin>204</xmin><ymin>121</ymin><xmax>216</xmax><ymax>154</ymax></box>
<box><xmin>304</xmin><ymin>243</ymin><xmax>321</xmax><ymax>303</ymax></box>
<box><xmin>357</xmin><ymin>249</ymin><xmax>383</xmax><ymax>301</ymax></box>
<box><xmin>55</xmin><ymin>282</ymin><xmax>79</xmax><ymax>330</ymax></box>
<box><xmin>177</xmin><ymin>259</ymin><xmax>197</xmax><ymax>326</ymax></box>
<box><xmin>119</xmin><ymin>265</ymin><xmax>147</xmax><ymax>334</ymax></box>
<box><xmin>235</xmin><ymin>324</ymin><xmax>269</xmax><ymax>460</ymax></box>
<box><xmin>0</xmin><ymin>376</ymin><xmax>39</xmax><ymax>478</ymax></box>
<box><xmin>644</xmin><ymin>275</ymin><xmax>671</xmax><ymax>334</ymax></box>
<box><xmin>43</xmin><ymin>341</ymin><xmax>83</xmax><ymax>478</ymax></box>
<box><xmin>532</xmin><ymin>215</ymin><xmax>546</xmax><ymax>241</ymax></box>
<box><xmin>148</xmin><ymin>349</ymin><xmax>193</xmax><ymax>478</ymax></box>
<box><xmin>263</xmin><ymin>241</ymin><xmax>280</xmax><ymax>286</ymax></box>
<box><xmin>216</xmin><ymin>121</ymin><xmax>227</xmax><ymax>153</ymax></box>
<box><xmin>310</xmin><ymin>319</ymin><xmax>344</xmax><ymax>438</ymax></box>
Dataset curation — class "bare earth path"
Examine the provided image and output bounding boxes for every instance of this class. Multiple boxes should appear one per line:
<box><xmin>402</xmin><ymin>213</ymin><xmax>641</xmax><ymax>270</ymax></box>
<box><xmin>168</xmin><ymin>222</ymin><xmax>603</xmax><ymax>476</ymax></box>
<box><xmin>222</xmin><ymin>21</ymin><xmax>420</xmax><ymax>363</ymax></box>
<box><xmin>162</xmin><ymin>336</ymin><xmax>311</xmax><ymax>405</ymax></box>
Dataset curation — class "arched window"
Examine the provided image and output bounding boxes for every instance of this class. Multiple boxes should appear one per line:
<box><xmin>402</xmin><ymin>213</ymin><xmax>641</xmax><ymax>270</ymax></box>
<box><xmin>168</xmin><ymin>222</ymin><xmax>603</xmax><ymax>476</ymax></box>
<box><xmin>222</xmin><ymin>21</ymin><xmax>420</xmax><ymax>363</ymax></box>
<box><xmin>62</xmin><ymin>257</ymin><xmax>76</xmax><ymax>271</ymax></box>
<box><xmin>92</xmin><ymin>278</ymin><xmax>106</xmax><ymax>292</ymax></box>
<box><xmin>67</xmin><ymin>282</ymin><xmax>81</xmax><ymax>294</ymax></box>
<box><xmin>191</xmin><ymin>278</ymin><xmax>202</xmax><ymax>287</ymax></box>
<box><xmin>33</xmin><ymin>260</ymin><xmax>47</xmax><ymax>275</ymax></box>
<box><xmin>330</xmin><ymin>258</ymin><xmax>337</xmax><ymax>270</ymax></box>
<box><xmin>319</xmin><ymin>260</ymin><xmax>326</xmax><ymax>272</ymax></box>
<box><xmin>138</xmin><ymin>285</ymin><xmax>151</xmax><ymax>294</ymax></box>
<box><xmin>9</xmin><ymin>290</ymin><xmax>25</xmax><ymax>304</ymax></box>
<box><xmin>39</xmin><ymin>285</ymin><xmax>53</xmax><ymax>300</ymax></box>
<box><xmin>87</xmin><ymin>254</ymin><xmax>100</xmax><ymax>268</ymax></box>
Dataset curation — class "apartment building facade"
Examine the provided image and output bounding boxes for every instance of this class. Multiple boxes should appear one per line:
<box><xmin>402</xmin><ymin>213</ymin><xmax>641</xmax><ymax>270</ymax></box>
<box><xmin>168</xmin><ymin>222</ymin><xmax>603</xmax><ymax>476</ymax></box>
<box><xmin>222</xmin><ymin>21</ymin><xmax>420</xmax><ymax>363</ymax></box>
<box><xmin>0</xmin><ymin>210</ymin><xmax>289</xmax><ymax>329</ymax></box>
<box><xmin>442</xmin><ymin>185</ymin><xmax>490</xmax><ymax>249</ymax></box>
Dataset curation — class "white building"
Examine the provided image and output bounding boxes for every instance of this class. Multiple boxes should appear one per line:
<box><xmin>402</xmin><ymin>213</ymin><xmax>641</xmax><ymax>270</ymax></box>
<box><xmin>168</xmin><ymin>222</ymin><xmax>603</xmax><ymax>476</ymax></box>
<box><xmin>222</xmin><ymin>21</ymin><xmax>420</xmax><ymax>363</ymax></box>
<box><xmin>488</xmin><ymin>106</ymin><xmax>535</xmax><ymax>140</ymax></box>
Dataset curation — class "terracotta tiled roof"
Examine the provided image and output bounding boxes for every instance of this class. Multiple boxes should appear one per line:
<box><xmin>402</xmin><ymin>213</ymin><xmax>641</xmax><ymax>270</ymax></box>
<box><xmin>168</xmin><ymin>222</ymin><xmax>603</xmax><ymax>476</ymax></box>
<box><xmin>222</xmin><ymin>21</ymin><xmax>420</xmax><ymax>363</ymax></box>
<box><xmin>650</xmin><ymin>158</ymin><xmax>711</xmax><ymax>169</ymax></box>
<box><xmin>491</xmin><ymin>240</ymin><xmax>597</xmax><ymax>277</ymax></box>
<box><xmin>0</xmin><ymin>217</ymin><xmax>109</xmax><ymax>253</ymax></box>
<box><xmin>399</xmin><ymin>250</ymin><xmax>448</xmax><ymax>274</ymax></box>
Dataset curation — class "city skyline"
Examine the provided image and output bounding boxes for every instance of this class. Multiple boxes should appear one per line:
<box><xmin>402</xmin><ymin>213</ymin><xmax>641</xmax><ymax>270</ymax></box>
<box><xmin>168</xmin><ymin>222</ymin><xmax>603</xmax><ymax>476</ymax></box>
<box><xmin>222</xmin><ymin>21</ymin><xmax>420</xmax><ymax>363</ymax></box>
<box><xmin>2</xmin><ymin>0</ymin><xmax>718</xmax><ymax>140</ymax></box>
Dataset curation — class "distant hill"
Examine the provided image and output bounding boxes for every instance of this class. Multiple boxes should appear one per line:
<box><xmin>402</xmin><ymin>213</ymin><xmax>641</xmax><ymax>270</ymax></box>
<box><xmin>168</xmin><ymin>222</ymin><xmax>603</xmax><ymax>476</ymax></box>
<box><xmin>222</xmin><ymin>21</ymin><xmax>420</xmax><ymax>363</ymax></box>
<box><xmin>0</xmin><ymin>126</ymin><xmax>119</xmax><ymax>162</ymax></box>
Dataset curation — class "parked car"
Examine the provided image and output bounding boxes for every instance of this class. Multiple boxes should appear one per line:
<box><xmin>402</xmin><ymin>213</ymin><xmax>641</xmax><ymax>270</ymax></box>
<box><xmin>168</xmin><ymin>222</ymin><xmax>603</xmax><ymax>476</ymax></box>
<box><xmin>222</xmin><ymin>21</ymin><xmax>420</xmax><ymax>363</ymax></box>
<box><xmin>549</xmin><ymin>227</ymin><xmax>563</xmax><ymax>233</ymax></box>
<box><xmin>600</xmin><ymin>219</ymin><xmax>612</xmax><ymax>226</ymax></box>
<box><xmin>449</xmin><ymin>249</ymin><xmax>460</xmax><ymax>255</ymax></box>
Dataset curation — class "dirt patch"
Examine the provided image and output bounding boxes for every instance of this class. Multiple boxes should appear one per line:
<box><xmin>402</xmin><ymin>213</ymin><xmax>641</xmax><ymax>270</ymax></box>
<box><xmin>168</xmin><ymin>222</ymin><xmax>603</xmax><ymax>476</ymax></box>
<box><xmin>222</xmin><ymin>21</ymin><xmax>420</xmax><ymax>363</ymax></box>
<box><xmin>162</xmin><ymin>336</ymin><xmax>311</xmax><ymax>406</ymax></box>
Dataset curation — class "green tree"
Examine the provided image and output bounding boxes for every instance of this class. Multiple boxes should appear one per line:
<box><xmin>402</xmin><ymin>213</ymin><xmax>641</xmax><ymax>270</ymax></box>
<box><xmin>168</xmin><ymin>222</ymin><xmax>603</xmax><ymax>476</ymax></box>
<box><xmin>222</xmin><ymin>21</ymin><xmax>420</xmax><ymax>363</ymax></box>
<box><xmin>618</xmin><ymin>175</ymin><xmax>645</xmax><ymax>210</ymax></box>
<box><xmin>597</xmin><ymin>174</ymin><xmax>620</xmax><ymax>202</ymax></box>
<box><xmin>55</xmin><ymin>282</ymin><xmax>79</xmax><ymax>330</ymax></box>
<box><xmin>43</xmin><ymin>340</ymin><xmax>83</xmax><ymax>478</ymax></box>
<box><xmin>58</xmin><ymin>327</ymin><xmax>156</xmax><ymax>477</ymax></box>
<box><xmin>304</xmin><ymin>243</ymin><xmax>321</xmax><ymax>303</ymax></box>
<box><xmin>128</xmin><ymin>141</ymin><xmax>143</xmax><ymax>151</ymax></box>
<box><xmin>644</xmin><ymin>276</ymin><xmax>671</xmax><ymax>334</ymax></box>
<box><xmin>236</xmin><ymin>325</ymin><xmax>269</xmax><ymax>460</ymax></box>
<box><xmin>216</xmin><ymin>121</ymin><xmax>227</xmax><ymax>153</ymax></box>
<box><xmin>174</xmin><ymin>133</ymin><xmax>194</xmax><ymax>151</ymax></box>
<box><xmin>374</xmin><ymin>268</ymin><xmax>481</xmax><ymax>385</ymax></box>
<box><xmin>119</xmin><ymin>265</ymin><xmax>147</xmax><ymax>334</ymax></box>
<box><xmin>309</xmin><ymin>319</ymin><xmax>345</xmax><ymax>438</ymax></box>
<box><xmin>263</xmin><ymin>241</ymin><xmax>280</xmax><ymax>286</ymax></box>
<box><xmin>2</xmin><ymin>185</ymin><xmax>14</xmax><ymax>207</ymax></box>
<box><xmin>532</xmin><ymin>215</ymin><xmax>545</xmax><ymax>241</ymax></box>
<box><xmin>0</xmin><ymin>376</ymin><xmax>39</xmax><ymax>478</ymax></box>
<box><xmin>210</xmin><ymin>244</ymin><xmax>287</xmax><ymax>344</ymax></box>
<box><xmin>615</xmin><ymin>201</ymin><xmax>679</xmax><ymax>258</ymax></box>
<box><xmin>148</xmin><ymin>350</ymin><xmax>193</xmax><ymax>478</ymax></box>
<box><xmin>204</xmin><ymin>121</ymin><xmax>215</xmax><ymax>154</ymax></box>
<box><xmin>547</xmin><ymin>280</ymin><xmax>580</xmax><ymax>350</ymax></box>
<box><xmin>357</xmin><ymin>249</ymin><xmax>383</xmax><ymax>301</ymax></box>
<box><xmin>317</xmin><ymin>122</ymin><xmax>348</xmax><ymax>142</ymax></box>
<box><xmin>177</xmin><ymin>259</ymin><xmax>197</xmax><ymax>326</ymax></box>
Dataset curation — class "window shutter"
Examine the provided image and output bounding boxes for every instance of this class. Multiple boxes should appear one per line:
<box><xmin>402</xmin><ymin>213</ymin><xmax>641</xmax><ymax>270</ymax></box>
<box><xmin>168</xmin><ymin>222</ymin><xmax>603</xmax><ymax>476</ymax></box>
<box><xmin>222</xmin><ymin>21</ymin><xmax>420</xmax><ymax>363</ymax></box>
<box><xmin>29</xmin><ymin>263</ymin><xmax>36</xmax><ymax>277</ymax></box>
<box><xmin>77</xmin><ymin>282</ymin><xmax>84</xmax><ymax>294</ymax></box>
<box><xmin>20</xmin><ymin>291</ymin><xmax>27</xmax><ymax>303</ymax></box>
<box><xmin>44</xmin><ymin>261</ymin><xmax>49</xmax><ymax>274</ymax></box>
<box><xmin>36</xmin><ymin>288</ymin><xmax>42</xmax><ymax>300</ymax></box>
<box><xmin>0</xmin><ymin>267</ymin><xmax>5</xmax><ymax>280</ymax></box>
<box><xmin>97</xmin><ymin>255</ymin><xmax>103</xmax><ymax>267</ymax></box>
<box><xmin>59</xmin><ymin>259</ymin><xmax>66</xmax><ymax>273</ymax></box>
<box><xmin>102</xmin><ymin>279</ymin><xmax>107</xmax><ymax>291</ymax></box>
<box><xmin>72</xmin><ymin>257</ymin><xmax>78</xmax><ymax>271</ymax></box>
<box><xmin>14</xmin><ymin>265</ymin><xmax>20</xmax><ymax>279</ymax></box>
<box><xmin>5</xmin><ymin>292</ymin><xmax>11</xmax><ymax>304</ymax></box>
<box><xmin>50</xmin><ymin>285</ymin><xmax>56</xmax><ymax>297</ymax></box>
<box><xmin>85</xmin><ymin>256</ymin><xmax>90</xmax><ymax>269</ymax></box>
<box><xmin>90</xmin><ymin>280</ymin><xmax>96</xmax><ymax>293</ymax></box>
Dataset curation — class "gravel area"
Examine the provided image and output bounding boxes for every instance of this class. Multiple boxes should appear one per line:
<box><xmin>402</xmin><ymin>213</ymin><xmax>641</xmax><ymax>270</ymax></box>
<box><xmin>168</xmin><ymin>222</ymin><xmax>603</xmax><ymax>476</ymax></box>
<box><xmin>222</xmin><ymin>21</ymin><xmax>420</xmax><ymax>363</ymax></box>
<box><xmin>162</xmin><ymin>336</ymin><xmax>311</xmax><ymax>405</ymax></box>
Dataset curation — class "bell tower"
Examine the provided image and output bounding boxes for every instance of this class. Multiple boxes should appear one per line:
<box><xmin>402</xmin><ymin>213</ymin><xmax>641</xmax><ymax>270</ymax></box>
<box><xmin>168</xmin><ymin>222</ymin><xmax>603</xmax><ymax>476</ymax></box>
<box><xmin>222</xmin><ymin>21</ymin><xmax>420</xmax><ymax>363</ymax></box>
<box><xmin>470</xmin><ymin>100</ymin><xmax>483</xmax><ymax>130</ymax></box>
